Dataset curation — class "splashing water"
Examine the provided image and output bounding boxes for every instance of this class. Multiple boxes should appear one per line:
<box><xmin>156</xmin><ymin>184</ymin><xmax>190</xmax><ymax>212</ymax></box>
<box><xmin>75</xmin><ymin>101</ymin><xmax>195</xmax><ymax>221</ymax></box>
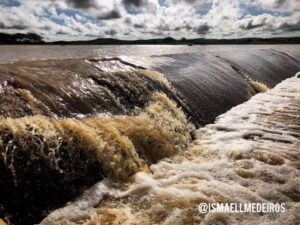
<box><xmin>0</xmin><ymin>91</ymin><xmax>194</xmax><ymax>224</ymax></box>
<box><xmin>42</xmin><ymin>75</ymin><xmax>300</xmax><ymax>225</ymax></box>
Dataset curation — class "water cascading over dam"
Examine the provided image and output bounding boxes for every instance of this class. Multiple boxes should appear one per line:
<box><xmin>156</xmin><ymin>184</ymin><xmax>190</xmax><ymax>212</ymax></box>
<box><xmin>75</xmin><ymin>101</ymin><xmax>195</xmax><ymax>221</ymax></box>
<box><xmin>0</xmin><ymin>48</ymin><xmax>299</xmax><ymax>224</ymax></box>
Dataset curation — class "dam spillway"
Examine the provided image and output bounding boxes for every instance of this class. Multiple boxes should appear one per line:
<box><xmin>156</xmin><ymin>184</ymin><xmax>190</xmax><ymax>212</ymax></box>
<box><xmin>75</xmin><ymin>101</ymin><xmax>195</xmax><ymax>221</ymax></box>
<box><xmin>0</xmin><ymin>48</ymin><xmax>299</xmax><ymax>224</ymax></box>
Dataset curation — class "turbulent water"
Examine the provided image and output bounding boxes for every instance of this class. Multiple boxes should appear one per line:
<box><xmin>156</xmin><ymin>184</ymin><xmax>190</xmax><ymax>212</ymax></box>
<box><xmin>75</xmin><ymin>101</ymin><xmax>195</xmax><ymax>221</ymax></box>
<box><xmin>42</xmin><ymin>75</ymin><xmax>300</xmax><ymax>225</ymax></box>
<box><xmin>0</xmin><ymin>46</ymin><xmax>299</xmax><ymax>224</ymax></box>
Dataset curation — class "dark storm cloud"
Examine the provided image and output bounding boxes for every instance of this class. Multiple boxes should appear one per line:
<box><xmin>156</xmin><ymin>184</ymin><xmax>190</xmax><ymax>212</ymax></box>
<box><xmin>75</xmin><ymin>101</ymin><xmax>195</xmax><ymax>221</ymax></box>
<box><xmin>65</xmin><ymin>1</ymin><xmax>122</xmax><ymax>20</ymax></box>
<box><xmin>122</xmin><ymin>0</ymin><xmax>148</xmax><ymax>8</ymax></box>
<box><xmin>194</xmin><ymin>23</ymin><xmax>210</xmax><ymax>34</ymax></box>
<box><xmin>97</xmin><ymin>9</ymin><xmax>121</xmax><ymax>20</ymax></box>
<box><xmin>134</xmin><ymin>23</ymin><xmax>145</xmax><ymax>28</ymax></box>
<box><xmin>66</xmin><ymin>0</ymin><xmax>96</xmax><ymax>9</ymax></box>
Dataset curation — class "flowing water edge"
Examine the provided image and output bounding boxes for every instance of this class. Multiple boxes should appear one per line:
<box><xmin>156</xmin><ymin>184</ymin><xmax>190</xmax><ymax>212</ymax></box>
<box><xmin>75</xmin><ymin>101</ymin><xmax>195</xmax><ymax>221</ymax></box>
<box><xmin>0</xmin><ymin>46</ymin><xmax>299</xmax><ymax>224</ymax></box>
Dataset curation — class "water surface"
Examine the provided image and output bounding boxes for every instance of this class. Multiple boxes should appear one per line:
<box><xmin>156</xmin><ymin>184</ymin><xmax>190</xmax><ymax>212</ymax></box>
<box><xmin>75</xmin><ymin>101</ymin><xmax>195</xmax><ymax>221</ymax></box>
<box><xmin>1</xmin><ymin>45</ymin><xmax>300</xmax><ymax>63</ymax></box>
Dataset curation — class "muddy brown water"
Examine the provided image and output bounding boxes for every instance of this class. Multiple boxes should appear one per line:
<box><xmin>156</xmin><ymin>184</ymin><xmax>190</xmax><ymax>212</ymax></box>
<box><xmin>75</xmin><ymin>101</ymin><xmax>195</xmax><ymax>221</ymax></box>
<box><xmin>0</xmin><ymin>45</ymin><xmax>299</xmax><ymax>224</ymax></box>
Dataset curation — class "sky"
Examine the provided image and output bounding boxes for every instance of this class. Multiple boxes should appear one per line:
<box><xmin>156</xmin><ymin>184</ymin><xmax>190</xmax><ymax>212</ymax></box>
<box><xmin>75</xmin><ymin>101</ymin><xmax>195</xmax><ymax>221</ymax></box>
<box><xmin>0</xmin><ymin>0</ymin><xmax>299</xmax><ymax>41</ymax></box>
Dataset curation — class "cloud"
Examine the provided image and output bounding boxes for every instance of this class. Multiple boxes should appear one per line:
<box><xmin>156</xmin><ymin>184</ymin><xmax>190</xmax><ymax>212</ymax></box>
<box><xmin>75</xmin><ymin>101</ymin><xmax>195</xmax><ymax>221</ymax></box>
<box><xmin>194</xmin><ymin>23</ymin><xmax>210</xmax><ymax>34</ymax></box>
<box><xmin>105</xmin><ymin>29</ymin><xmax>117</xmax><ymax>36</ymax></box>
<box><xmin>239</xmin><ymin>16</ymin><xmax>268</xmax><ymax>30</ymax></box>
<box><xmin>0</xmin><ymin>0</ymin><xmax>299</xmax><ymax>41</ymax></box>
<box><xmin>237</xmin><ymin>13</ymin><xmax>300</xmax><ymax>36</ymax></box>
<box><xmin>0</xmin><ymin>21</ymin><xmax>27</xmax><ymax>30</ymax></box>
<box><xmin>170</xmin><ymin>0</ymin><xmax>206</xmax><ymax>5</ymax></box>
<box><xmin>124</xmin><ymin>17</ymin><xmax>132</xmax><ymax>24</ymax></box>
<box><xmin>4</xmin><ymin>24</ymin><xmax>28</xmax><ymax>30</ymax></box>
<box><xmin>206</xmin><ymin>0</ymin><xmax>242</xmax><ymax>23</ymax></box>
<box><xmin>56</xmin><ymin>30</ymin><xmax>69</xmax><ymax>35</ymax></box>
<box><xmin>253</xmin><ymin>0</ymin><xmax>300</xmax><ymax>12</ymax></box>
<box><xmin>122</xmin><ymin>0</ymin><xmax>148</xmax><ymax>8</ymax></box>
<box><xmin>122</xmin><ymin>0</ymin><xmax>159</xmax><ymax>14</ymax></box>
<box><xmin>63</xmin><ymin>0</ymin><xmax>123</xmax><ymax>20</ymax></box>
<box><xmin>66</xmin><ymin>0</ymin><xmax>97</xmax><ymax>9</ymax></box>
<box><xmin>134</xmin><ymin>23</ymin><xmax>146</xmax><ymax>29</ymax></box>
<box><xmin>97</xmin><ymin>9</ymin><xmax>121</xmax><ymax>20</ymax></box>
<box><xmin>279</xmin><ymin>22</ymin><xmax>300</xmax><ymax>31</ymax></box>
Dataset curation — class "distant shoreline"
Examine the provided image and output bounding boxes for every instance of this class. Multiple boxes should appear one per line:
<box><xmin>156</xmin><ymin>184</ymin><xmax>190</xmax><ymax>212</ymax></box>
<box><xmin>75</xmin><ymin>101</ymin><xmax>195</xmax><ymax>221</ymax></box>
<box><xmin>1</xmin><ymin>33</ymin><xmax>300</xmax><ymax>45</ymax></box>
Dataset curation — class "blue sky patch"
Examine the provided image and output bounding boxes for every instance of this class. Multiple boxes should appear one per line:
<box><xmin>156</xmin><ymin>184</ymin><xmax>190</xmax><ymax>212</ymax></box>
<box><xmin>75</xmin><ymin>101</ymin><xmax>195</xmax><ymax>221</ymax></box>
<box><xmin>240</xmin><ymin>3</ymin><xmax>292</xmax><ymax>18</ymax></box>
<box><xmin>0</xmin><ymin>0</ymin><xmax>20</xmax><ymax>7</ymax></box>
<box><xmin>195</xmin><ymin>1</ymin><xmax>213</xmax><ymax>16</ymax></box>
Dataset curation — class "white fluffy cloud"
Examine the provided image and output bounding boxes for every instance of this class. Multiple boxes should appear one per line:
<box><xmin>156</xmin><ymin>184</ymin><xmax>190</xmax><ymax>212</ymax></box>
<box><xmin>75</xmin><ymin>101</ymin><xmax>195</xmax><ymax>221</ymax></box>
<box><xmin>0</xmin><ymin>0</ymin><xmax>299</xmax><ymax>40</ymax></box>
